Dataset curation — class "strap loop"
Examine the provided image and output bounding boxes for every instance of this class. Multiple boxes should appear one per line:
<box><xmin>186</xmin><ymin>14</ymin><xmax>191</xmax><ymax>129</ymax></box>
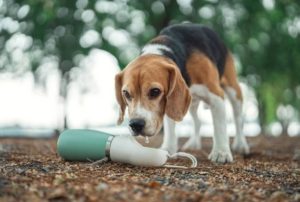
<box><xmin>164</xmin><ymin>152</ymin><xmax>198</xmax><ymax>169</ymax></box>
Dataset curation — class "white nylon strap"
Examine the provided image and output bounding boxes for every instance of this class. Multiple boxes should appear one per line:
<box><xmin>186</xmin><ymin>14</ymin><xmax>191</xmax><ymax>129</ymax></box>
<box><xmin>164</xmin><ymin>152</ymin><xmax>198</xmax><ymax>169</ymax></box>
<box><xmin>88</xmin><ymin>152</ymin><xmax>198</xmax><ymax>169</ymax></box>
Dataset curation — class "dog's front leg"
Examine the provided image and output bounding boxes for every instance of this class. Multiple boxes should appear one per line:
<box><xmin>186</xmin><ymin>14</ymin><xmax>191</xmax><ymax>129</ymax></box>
<box><xmin>160</xmin><ymin>115</ymin><xmax>177</xmax><ymax>154</ymax></box>
<box><xmin>208</xmin><ymin>91</ymin><xmax>233</xmax><ymax>163</ymax></box>
<box><xmin>182</xmin><ymin>98</ymin><xmax>201</xmax><ymax>150</ymax></box>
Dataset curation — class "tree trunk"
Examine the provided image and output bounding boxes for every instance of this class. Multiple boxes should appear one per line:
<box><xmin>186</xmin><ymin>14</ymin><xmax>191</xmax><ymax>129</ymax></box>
<box><xmin>60</xmin><ymin>72</ymin><xmax>70</xmax><ymax>129</ymax></box>
<box><xmin>280</xmin><ymin>120</ymin><xmax>289</xmax><ymax>136</ymax></box>
<box><xmin>257</xmin><ymin>95</ymin><xmax>267</xmax><ymax>135</ymax></box>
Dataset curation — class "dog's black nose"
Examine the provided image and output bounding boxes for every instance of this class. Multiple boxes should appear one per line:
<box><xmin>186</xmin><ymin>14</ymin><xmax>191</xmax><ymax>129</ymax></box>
<box><xmin>129</xmin><ymin>119</ymin><xmax>145</xmax><ymax>134</ymax></box>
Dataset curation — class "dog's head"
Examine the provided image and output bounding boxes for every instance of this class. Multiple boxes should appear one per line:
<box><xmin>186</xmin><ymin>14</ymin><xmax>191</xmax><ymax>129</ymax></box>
<box><xmin>115</xmin><ymin>55</ymin><xmax>191</xmax><ymax>137</ymax></box>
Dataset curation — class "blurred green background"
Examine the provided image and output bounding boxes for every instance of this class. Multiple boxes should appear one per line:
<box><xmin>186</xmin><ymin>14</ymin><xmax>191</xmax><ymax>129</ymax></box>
<box><xmin>0</xmin><ymin>0</ymin><xmax>300</xmax><ymax>136</ymax></box>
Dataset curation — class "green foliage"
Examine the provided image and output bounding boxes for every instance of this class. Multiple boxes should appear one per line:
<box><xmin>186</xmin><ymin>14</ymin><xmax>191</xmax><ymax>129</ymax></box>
<box><xmin>1</xmin><ymin>0</ymin><xmax>300</xmax><ymax>126</ymax></box>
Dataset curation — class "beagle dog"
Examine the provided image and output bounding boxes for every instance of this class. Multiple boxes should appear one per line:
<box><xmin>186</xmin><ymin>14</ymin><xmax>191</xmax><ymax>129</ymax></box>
<box><xmin>115</xmin><ymin>23</ymin><xmax>249</xmax><ymax>163</ymax></box>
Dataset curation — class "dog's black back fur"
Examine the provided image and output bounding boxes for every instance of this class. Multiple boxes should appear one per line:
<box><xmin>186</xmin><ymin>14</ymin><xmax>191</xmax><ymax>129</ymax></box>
<box><xmin>148</xmin><ymin>24</ymin><xmax>228</xmax><ymax>86</ymax></box>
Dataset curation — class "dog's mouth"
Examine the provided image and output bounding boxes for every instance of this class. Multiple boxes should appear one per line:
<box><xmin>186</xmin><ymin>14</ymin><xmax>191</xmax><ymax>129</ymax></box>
<box><xmin>128</xmin><ymin>126</ymin><xmax>158</xmax><ymax>137</ymax></box>
<box><xmin>129</xmin><ymin>130</ymin><xmax>156</xmax><ymax>137</ymax></box>
<box><xmin>129</xmin><ymin>132</ymin><xmax>155</xmax><ymax>144</ymax></box>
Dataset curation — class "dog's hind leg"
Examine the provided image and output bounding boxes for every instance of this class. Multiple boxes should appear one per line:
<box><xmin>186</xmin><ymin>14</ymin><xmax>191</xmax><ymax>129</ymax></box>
<box><xmin>182</xmin><ymin>97</ymin><xmax>201</xmax><ymax>150</ymax></box>
<box><xmin>207</xmin><ymin>84</ymin><xmax>233</xmax><ymax>163</ymax></box>
<box><xmin>189</xmin><ymin>84</ymin><xmax>233</xmax><ymax>163</ymax></box>
<box><xmin>224</xmin><ymin>85</ymin><xmax>250</xmax><ymax>155</ymax></box>
<box><xmin>222</xmin><ymin>53</ymin><xmax>249</xmax><ymax>155</ymax></box>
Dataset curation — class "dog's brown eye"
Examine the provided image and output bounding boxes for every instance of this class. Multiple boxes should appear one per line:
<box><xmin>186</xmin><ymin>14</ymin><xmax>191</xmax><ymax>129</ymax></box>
<box><xmin>123</xmin><ymin>90</ymin><xmax>131</xmax><ymax>100</ymax></box>
<box><xmin>149</xmin><ymin>88</ymin><xmax>161</xmax><ymax>99</ymax></box>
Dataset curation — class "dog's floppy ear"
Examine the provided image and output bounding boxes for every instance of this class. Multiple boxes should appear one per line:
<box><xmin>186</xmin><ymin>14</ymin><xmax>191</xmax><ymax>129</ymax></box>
<box><xmin>165</xmin><ymin>66</ymin><xmax>191</xmax><ymax>121</ymax></box>
<box><xmin>115</xmin><ymin>72</ymin><xmax>126</xmax><ymax>125</ymax></box>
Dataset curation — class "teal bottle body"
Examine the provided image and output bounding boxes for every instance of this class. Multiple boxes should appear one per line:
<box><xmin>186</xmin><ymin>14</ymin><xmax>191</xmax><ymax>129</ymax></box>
<box><xmin>57</xmin><ymin>129</ymin><xmax>113</xmax><ymax>161</ymax></box>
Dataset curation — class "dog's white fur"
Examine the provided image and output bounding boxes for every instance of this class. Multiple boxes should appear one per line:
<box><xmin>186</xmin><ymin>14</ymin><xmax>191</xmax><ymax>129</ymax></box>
<box><xmin>141</xmin><ymin>44</ymin><xmax>173</xmax><ymax>56</ymax></box>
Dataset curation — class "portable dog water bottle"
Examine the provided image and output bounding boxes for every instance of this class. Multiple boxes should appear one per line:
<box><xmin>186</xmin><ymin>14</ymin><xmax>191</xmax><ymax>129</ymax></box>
<box><xmin>57</xmin><ymin>129</ymin><xmax>197</xmax><ymax>168</ymax></box>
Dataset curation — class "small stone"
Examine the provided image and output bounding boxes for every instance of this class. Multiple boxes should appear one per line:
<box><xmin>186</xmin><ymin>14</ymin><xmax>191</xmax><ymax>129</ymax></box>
<box><xmin>148</xmin><ymin>181</ymin><xmax>161</xmax><ymax>188</ymax></box>
<box><xmin>53</xmin><ymin>175</ymin><xmax>65</xmax><ymax>186</ymax></box>
<box><xmin>96</xmin><ymin>182</ymin><xmax>108</xmax><ymax>191</ymax></box>
<box><xmin>198</xmin><ymin>179</ymin><xmax>207</xmax><ymax>189</ymax></box>
<box><xmin>16</xmin><ymin>168</ymin><xmax>25</xmax><ymax>174</ymax></box>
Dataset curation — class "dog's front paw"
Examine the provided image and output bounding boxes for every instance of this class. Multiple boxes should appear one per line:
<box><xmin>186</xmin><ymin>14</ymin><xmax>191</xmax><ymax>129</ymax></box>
<box><xmin>160</xmin><ymin>144</ymin><xmax>178</xmax><ymax>155</ymax></box>
<box><xmin>232</xmin><ymin>138</ymin><xmax>250</xmax><ymax>155</ymax></box>
<box><xmin>208</xmin><ymin>147</ymin><xmax>233</xmax><ymax>163</ymax></box>
<box><xmin>182</xmin><ymin>137</ymin><xmax>201</xmax><ymax>150</ymax></box>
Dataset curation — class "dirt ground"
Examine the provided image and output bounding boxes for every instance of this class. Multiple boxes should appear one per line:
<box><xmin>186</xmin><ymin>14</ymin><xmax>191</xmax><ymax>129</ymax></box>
<box><xmin>0</xmin><ymin>134</ymin><xmax>299</xmax><ymax>202</ymax></box>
